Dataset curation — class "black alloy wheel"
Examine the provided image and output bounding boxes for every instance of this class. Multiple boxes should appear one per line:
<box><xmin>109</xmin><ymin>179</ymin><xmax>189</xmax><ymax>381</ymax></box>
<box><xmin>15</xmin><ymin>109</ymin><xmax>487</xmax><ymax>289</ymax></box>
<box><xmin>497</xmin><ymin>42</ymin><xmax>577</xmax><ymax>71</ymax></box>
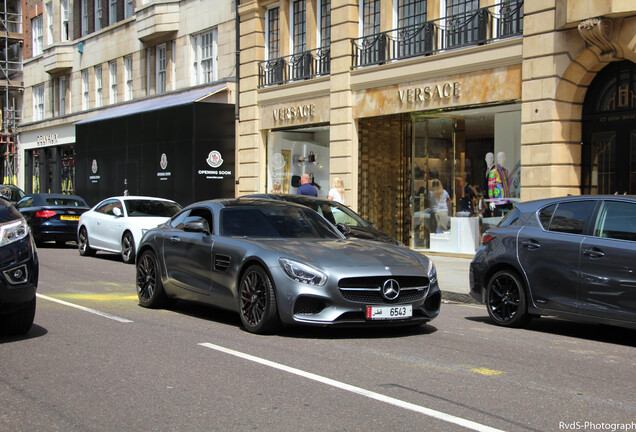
<box><xmin>121</xmin><ymin>232</ymin><xmax>136</xmax><ymax>264</ymax></box>
<box><xmin>486</xmin><ymin>270</ymin><xmax>529</xmax><ymax>328</ymax></box>
<box><xmin>78</xmin><ymin>227</ymin><xmax>95</xmax><ymax>256</ymax></box>
<box><xmin>136</xmin><ymin>250</ymin><xmax>169</xmax><ymax>308</ymax></box>
<box><xmin>239</xmin><ymin>265</ymin><xmax>279</xmax><ymax>334</ymax></box>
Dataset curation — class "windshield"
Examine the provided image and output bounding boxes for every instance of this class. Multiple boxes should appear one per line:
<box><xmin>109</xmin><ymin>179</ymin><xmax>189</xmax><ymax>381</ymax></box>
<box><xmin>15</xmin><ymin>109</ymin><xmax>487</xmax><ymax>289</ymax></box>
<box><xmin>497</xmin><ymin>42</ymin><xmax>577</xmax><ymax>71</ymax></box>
<box><xmin>124</xmin><ymin>200</ymin><xmax>182</xmax><ymax>217</ymax></box>
<box><xmin>221</xmin><ymin>207</ymin><xmax>342</xmax><ymax>239</ymax></box>
<box><xmin>315</xmin><ymin>203</ymin><xmax>371</xmax><ymax>228</ymax></box>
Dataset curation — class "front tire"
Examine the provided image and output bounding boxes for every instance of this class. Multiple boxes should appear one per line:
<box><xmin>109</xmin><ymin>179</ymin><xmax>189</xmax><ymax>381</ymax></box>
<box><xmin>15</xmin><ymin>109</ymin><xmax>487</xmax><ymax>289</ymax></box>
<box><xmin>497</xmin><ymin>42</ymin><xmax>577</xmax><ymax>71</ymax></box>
<box><xmin>78</xmin><ymin>227</ymin><xmax>95</xmax><ymax>257</ymax></box>
<box><xmin>239</xmin><ymin>265</ymin><xmax>280</xmax><ymax>334</ymax></box>
<box><xmin>136</xmin><ymin>250</ymin><xmax>169</xmax><ymax>308</ymax></box>
<box><xmin>0</xmin><ymin>297</ymin><xmax>36</xmax><ymax>336</ymax></box>
<box><xmin>121</xmin><ymin>232</ymin><xmax>136</xmax><ymax>264</ymax></box>
<box><xmin>486</xmin><ymin>270</ymin><xmax>529</xmax><ymax>328</ymax></box>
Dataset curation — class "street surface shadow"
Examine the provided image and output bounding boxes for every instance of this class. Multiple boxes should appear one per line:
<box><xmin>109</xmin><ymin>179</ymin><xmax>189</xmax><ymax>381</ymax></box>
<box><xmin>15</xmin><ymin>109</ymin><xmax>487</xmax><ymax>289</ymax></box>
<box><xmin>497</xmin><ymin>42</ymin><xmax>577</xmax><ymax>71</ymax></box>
<box><xmin>166</xmin><ymin>300</ymin><xmax>437</xmax><ymax>339</ymax></box>
<box><xmin>0</xmin><ymin>324</ymin><xmax>48</xmax><ymax>344</ymax></box>
<box><xmin>465</xmin><ymin>315</ymin><xmax>636</xmax><ymax>347</ymax></box>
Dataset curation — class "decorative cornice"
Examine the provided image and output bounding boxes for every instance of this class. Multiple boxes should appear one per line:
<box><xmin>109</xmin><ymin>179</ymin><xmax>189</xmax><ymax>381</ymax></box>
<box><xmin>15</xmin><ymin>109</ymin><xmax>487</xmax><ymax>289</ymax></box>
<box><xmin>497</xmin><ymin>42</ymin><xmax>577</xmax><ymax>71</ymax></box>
<box><xmin>578</xmin><ymin>17</ymin><xmax>620</xmax><ymax>60</ymax></box>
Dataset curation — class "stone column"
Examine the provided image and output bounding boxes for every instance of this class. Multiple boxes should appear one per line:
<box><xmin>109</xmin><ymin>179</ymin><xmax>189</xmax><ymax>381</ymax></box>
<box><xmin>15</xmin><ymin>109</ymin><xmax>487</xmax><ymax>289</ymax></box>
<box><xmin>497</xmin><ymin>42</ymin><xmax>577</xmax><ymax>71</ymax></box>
<box><xmin>330</xmin><ymin>0</ymin><xmax>358</xmax><ymax>208</ymax></box>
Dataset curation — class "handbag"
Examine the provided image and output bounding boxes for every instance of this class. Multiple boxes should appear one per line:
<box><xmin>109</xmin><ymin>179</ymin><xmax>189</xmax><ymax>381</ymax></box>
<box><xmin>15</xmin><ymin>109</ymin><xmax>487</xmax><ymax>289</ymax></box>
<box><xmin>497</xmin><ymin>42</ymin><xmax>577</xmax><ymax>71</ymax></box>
<box><xmin>291</xmin><ymin>175</ymin><xmax>301</xmax><ymax>188</ymax></box>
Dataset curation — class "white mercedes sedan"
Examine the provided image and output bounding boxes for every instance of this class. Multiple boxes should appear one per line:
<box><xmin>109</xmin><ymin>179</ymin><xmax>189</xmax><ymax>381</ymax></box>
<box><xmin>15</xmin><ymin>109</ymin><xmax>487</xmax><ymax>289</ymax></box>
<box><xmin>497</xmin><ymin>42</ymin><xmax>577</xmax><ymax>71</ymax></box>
<box><xmin>77</xmin><ymin>196</ymin><xmax>182</xmax><ymax>264</ymax></box>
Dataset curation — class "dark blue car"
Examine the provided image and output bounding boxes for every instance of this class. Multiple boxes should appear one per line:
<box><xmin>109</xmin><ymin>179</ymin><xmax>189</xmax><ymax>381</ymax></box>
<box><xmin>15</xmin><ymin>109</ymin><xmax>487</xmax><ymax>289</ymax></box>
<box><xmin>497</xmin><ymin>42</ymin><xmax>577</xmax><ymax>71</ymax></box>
<box><xmin>17</xmin><ymin>193</ymin><xmax>90</xmax><ymax>246</ymax></box>
<box><xmin>470</xmin><ymin>195</ymin><xmax>636</xmax><ymax>330</ymax></box>
<box><xmin>0</xmin><ymin>200</ymin><xmax>38</xmax><ymax>335</ymax></box>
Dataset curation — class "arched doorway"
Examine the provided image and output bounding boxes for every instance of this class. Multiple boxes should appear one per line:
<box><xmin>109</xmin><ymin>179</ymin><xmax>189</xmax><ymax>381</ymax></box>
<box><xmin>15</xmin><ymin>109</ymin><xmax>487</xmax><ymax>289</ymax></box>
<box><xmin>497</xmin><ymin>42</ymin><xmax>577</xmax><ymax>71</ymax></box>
<box><xmin>582</xmin><ymin>60</ymin><xmax>636</xmax><ymax>195</ymax></box>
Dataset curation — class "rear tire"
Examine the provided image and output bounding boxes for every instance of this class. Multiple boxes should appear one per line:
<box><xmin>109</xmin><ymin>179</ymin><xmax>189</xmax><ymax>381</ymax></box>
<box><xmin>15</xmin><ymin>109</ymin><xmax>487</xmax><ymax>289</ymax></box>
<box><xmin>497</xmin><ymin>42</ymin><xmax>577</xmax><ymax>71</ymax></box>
<box><xmin>78</xmin><ymin>227</ymin><xmax>96</xmax><ymax>257</ymax></box>
<box><xmin>0</xmin><ymin>297</ymin><xmax>36</xmax><ymax>336</ymax></box>
<box><xmin>121</xmin><ymin>232</ymin><xmax>136</xmax><ymax>264</ymax></box>
<box><xmin>486</xmin><ymin>270</ymin><xmax>529</xmax><ymax>328</ymax></box>
<box><xmin>136</xmin><ymin>250</ymin><xmax>170</xmax><ymax>308</ymax></box>
<box><xmin>239</xmin><ymin>265</ymin><xmax>280</xmax><ymax>334</ymax></box>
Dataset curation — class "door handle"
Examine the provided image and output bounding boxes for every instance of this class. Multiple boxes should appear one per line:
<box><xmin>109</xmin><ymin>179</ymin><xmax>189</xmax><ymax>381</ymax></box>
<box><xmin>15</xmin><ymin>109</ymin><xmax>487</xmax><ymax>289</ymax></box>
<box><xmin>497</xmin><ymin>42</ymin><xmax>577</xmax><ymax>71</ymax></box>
<box><xmin>170</xmin><ymin>236</ymin><xmax>180</xmax><ymax>244</ymax></box>
<box><xmin>521</xmin><ymin>240</ymin><xmax>540</xmax><ymax>250</ymax></box>
<box><xmin>582</xmin><ymin>248</ymin><xmax>604</xmax><ymax>258</ymax></box>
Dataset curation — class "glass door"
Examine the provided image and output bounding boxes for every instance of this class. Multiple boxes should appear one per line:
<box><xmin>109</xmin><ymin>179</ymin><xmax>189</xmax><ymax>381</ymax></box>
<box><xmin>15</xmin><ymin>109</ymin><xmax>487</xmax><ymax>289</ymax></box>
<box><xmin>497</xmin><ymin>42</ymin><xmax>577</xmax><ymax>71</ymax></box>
<box><xmin>411</xmin><ymin>116</ymin><xmax>455</xmax><ymax>249</ymax></box>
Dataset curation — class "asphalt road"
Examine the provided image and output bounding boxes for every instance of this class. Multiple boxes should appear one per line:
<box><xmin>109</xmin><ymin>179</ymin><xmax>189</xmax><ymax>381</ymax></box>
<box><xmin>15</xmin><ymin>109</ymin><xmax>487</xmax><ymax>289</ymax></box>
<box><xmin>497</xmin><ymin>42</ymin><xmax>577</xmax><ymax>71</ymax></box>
<box><xmin>1</xmin><ymin>244</ymin><xmax>635</xmax><ymax>432</ymax></box>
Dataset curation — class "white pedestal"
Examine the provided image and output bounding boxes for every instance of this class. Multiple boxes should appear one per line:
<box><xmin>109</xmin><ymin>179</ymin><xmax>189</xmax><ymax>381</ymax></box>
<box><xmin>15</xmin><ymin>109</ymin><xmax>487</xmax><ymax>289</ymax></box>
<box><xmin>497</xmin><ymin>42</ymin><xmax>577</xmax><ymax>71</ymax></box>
<box><xmin>429</xmin><ymin>217</ymin><xmax>480</xmax><ymax>254</ymax></box>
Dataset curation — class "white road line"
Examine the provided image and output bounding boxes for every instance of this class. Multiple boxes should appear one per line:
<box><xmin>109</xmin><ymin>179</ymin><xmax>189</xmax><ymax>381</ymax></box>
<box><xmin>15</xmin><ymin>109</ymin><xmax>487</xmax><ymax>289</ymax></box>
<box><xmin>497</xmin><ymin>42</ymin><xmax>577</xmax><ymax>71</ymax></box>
<box><xmin>37</xmin><ymin>294</ymin><xmax>133</xmax><ymax>323</ymax></box>
<box><xmin>199</xmin><ymin>342</ymin><xmax>505</xmax><ymax>432</ymax></box>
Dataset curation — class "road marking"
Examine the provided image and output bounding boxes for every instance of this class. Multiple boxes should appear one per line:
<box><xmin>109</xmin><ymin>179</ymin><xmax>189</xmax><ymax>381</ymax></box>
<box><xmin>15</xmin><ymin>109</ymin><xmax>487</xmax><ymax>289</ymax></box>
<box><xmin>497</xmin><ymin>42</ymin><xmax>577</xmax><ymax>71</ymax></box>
<box><xmin>199</xmin><ymin>342</ymin><xmax>505</xmax><ymax>432</ymax></box>
<box><xmin>57</xmin><ymin>293</ymin><xmax>138</xmax><ymax>301</ymax></box>
<box><xmin>469</xmin><ymin>367</ymin><xmax>505</xmax><ymax>376</ymax></box>
<box><xmin>37</xmin><ymin>294</ymin><xmax>133</xmax><ymax>323</ymax></box>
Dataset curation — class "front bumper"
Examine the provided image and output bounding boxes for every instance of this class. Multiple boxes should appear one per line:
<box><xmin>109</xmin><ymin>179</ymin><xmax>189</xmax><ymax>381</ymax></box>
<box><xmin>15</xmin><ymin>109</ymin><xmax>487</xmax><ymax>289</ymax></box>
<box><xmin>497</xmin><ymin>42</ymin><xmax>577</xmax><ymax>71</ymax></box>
<box><xmin>0</xmin><ymin>236</ymin><xmax>39</xmax><ymax>312</ymax></box>
<box><xmin>271</xmin><ymin>265</ymin><xmax>441</xmax><ymax>327</ymax></box>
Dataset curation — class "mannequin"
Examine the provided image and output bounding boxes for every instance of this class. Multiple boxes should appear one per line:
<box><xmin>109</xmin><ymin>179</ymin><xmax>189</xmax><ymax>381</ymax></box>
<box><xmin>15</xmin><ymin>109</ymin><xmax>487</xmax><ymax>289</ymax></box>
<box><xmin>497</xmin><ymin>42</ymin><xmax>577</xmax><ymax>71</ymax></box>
<box><xmin>481</xmin><ymin>152</ymin><xmax>495</xmax><ymax>214</ymax></box>
<box><xmin>488</xmin><ymin>152</ymin><xmax>510</xmax><ymax>211</ymax></box>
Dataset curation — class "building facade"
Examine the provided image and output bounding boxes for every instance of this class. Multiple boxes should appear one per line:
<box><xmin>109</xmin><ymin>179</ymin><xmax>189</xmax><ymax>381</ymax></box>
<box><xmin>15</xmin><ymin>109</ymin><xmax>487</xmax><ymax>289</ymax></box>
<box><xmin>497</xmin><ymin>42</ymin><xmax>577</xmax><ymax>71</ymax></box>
<box><xmin>18</xmin><ymin>0</ymin><xmax>237</xmax><ymax>202</ymax></box>
<box><xmin>237</xmin><ymin>0</ymin><xmax>636</xmax><ymax>254</ymax></box>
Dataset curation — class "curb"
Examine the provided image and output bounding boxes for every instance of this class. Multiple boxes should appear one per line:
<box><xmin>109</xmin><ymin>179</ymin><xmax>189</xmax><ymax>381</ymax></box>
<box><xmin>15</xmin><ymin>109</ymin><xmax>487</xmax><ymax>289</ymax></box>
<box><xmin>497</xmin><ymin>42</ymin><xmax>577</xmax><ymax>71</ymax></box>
<box><xmin>442</xmin><ymin>291</ymin><xmax>479</xmax><ymax>304</ymax></box>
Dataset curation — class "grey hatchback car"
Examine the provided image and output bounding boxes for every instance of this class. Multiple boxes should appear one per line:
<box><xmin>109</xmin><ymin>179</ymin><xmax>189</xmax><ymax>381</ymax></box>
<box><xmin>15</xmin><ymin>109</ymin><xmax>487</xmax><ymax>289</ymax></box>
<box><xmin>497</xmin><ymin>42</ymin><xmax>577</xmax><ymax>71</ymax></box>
<box><xmin>470</xmin><ymin>195</ymin><xmax>636</xmax><ymax>330</ymax></box>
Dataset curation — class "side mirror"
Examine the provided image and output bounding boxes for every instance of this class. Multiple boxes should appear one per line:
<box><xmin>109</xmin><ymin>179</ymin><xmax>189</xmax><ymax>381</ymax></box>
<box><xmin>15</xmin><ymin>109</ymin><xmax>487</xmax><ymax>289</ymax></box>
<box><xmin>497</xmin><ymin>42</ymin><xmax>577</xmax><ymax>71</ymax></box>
<box><xmin>184</xmin><ymin>218</ymin><xmax>210</xmax><ymax>234</ymax></box>
<box><xmin>336</xmin><ymin>222</ymin><xmax>351</xmax><ymax>236</ymax></box>
<box><xmin>113</xmin><ymin>207</ymin><xmax>122</xmax><ymax>217</ymax></box>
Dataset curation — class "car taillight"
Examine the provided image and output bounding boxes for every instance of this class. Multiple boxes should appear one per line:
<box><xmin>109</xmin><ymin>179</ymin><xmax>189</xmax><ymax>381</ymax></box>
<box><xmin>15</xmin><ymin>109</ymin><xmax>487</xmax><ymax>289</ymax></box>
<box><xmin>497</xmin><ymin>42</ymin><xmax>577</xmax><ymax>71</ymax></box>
<box><xmin>481</xmin><ymin>234</ymin><xmax>495</xmax><ymax>245</ymax></box>
<box><xmin>35</xmin><ymin>210</ymin><xmax>58</xmax><ymax>218</ymax></box>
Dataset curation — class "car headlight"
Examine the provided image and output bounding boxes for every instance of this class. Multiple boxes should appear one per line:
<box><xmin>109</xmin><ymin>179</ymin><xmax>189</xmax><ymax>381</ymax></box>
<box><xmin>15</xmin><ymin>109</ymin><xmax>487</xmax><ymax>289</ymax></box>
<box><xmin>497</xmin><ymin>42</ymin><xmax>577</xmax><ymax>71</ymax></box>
<box><xmin>0</xmin><ymin>219</ymin><xmax>29</xmax><ymax>247</ymax></box>
<box><xmin>427</xmin><ymin>260</ymin><xmax>437</xmax><ymax>285</ymax></box>
<box><xmin>279</xmin><ymin>258</ymin><xmax>327</xmax><ymax>286</ymax></box>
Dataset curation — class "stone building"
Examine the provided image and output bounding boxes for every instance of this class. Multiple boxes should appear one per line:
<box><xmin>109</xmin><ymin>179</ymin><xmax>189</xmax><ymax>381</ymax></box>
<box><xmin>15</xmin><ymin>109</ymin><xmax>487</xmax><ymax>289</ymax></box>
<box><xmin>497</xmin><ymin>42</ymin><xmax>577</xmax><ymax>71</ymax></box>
<box><xmin>18</xmin><ymin>0</ymin><xmax>237</xmax><ymax>202</ymax></box>
<box><xmin>237</xmin><ymin>0</ymin><xmax>636</xmax><ymax>253</ymax></box>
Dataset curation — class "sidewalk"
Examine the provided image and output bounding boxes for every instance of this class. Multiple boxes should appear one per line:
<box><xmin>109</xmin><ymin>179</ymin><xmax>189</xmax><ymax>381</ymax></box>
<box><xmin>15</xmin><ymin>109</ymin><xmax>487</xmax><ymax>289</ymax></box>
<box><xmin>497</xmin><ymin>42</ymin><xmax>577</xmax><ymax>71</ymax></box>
<box><xmin>426</xmin><ymin>253</ymin><xmax>477</xmax><ymax>304</ymax></box>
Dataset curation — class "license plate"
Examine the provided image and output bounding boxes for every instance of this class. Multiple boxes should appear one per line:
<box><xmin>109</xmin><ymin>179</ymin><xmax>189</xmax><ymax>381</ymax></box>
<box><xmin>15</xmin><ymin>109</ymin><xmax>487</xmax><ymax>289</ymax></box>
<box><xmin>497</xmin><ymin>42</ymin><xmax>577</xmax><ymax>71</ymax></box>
<box><xmin>60</xmin><ymin>215</ymin><xmax>80</xmax><ymax>221</ymax></box>
<box><xmin>366</xmin><ymin>305</ymin><xmax>412</xmax><ymax>320</ymax></box>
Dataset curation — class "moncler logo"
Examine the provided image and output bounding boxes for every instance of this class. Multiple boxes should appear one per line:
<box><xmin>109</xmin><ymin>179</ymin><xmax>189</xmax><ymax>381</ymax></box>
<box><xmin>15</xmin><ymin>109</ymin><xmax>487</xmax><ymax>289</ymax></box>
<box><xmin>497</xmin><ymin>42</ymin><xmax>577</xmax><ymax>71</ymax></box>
<box><xmin>160</xmin><ymin>153</ymin><xmax>168</xmax><ymax>170</ymax></box>
<box><xmin>91</xmin><ymin>159</ymin><xmax>98</xmax><ymax>174</ymax></box>
<box><xmin>206</xmin><ymin>151</ymin><xmax>223</xmax><ymax>168</ymax></box>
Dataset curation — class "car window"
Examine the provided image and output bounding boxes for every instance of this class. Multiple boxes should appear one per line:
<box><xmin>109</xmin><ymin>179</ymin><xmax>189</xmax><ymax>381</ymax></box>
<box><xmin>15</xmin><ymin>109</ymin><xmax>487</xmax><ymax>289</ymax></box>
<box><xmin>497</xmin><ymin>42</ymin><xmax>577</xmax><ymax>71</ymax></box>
<box><xmin>169</xmin><ymin>210</ymin><xmax>190</xmax><ymax>229</ymax></box>
<box><xmin>593</xmin><ymin>201</ymin><xmax>636</xmax><ymax>241</ymax></box>
<box><xmin>498</xmin><ymin>208</ymin><xmax>521</xmax><ymax>227</ymax></box>
<box><xmin>95</xmin><ymin>199</ymin><xmax>123</xmax><ymax>216</ymax></box>
<box><xmin>16</xmin><ymin>197</ymin><xmax>34</xmax><ymax>209</ymax></box>
<box><xmin>221</xmin><ymin>207</ymin><xmax>341</xmax><ymax>239</ymax></box>
<box><xmin>45</xmin><ymin>198</ymin><xmax>86</xmax><ymax>206</ymax></box>
<box><xmin>187</xmin><ymin>208</ymin><xmax>213</xmax><ymax>233</ymax></box>
<box><xmin>124</xmin><ymin>200</ymin><xmax>182</xmax><ymax>217</ymax></box>
<box><xmin>538</xmin><ymin>204</ymin><xmax>556</xmax><ymax>230</ymax></box>
<box><xmin>548</xmin><ymin>201</ymin><xmax>596</xmax><ymax>234</ymax></box>
<box><xmin>318</xmin><ymin>204</ymin><xmax>362</xmax><ymax>227</ymax></box>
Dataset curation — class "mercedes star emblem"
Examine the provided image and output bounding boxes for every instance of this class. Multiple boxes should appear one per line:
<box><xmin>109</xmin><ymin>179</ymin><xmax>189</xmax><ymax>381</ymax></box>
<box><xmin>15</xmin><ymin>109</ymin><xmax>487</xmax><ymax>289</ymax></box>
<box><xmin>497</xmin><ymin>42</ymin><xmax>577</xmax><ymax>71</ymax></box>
<box><xmin>382</xmin><ymin>279</ymin><xmax>400</xmax><ymax>301</ymax></box>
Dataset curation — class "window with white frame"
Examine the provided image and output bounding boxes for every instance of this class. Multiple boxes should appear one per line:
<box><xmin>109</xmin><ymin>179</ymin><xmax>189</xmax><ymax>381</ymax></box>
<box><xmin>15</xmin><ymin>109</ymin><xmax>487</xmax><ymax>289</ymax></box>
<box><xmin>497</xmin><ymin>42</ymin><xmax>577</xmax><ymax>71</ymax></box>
<box><xmin>95</xmin><ymin>65</ymin><xmax>103</xmax><ymax>107</ymax></box>
<box><xmin>95</xmin><ymin>0</ymin><xmax>102</xmax><ymax>31</ymax></box>
<box><xmin>58</xmin><ymin>76</ymin><xmax>67</xmax><ymax>116</ymax></box>
<box><xmin>109</xmin><ymin>0</ymin><xmax>117</xmax><ymax>26</ymax></box>
<box><xmin>33</xmin><ymin>85</ymin><xmax>45</xmax><ymax>121</ymax></box>
<box><xmin>124</xmin><ymin>55</ymin><xmax>133</xmax><ymax>101</ymax></box>
<box><xmin>156</xmin><ymin>44</ymin><xmax>166</xmax><ymax>94</ymax></box>
<box><xmin>61</xmin><ymin>0</ymin><xmax>69</xmax><ymax>41</ymax></box>
<box><xmin>109</xmin><ymin>60</ymin><xmax>117</xmax><ymax>104</ymax></box>
<box><xmin>45</xmin><ymin>4</ymin><xmax>53</xmax><ymax>45</ymax></box>
<box><xmin>32</xmin><ymin>15</ymin><xmax>43</xmax><ymax>56</ymax></box>
<box><xmin>192</xmin><ymin>29</ymin><xmax>217</xmax><ymax>85</ymax></box>
<box><xmin>125</xmin><ymin>0</ymin><xmax>133</xmax><ymax>18</ymax></box>
<box><xmin>81</xmin><ymin>0</ymin><xmax>89</xmax><ymax>36</ymax></box>
<box><xmin>81</xmin><ymin>69</ymin><xmax>89</xmax><ymax>110</ymax></box>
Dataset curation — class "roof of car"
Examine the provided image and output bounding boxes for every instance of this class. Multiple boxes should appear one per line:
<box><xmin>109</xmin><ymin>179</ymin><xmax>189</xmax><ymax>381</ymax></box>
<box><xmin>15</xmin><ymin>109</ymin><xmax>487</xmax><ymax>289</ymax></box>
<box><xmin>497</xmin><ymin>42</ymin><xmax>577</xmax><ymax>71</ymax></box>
<box><xmin>107</xmin><ymin>195</ymin><xmax>179</xmax><ymax>202</ymax></box>
<box><xmin>516</xmin><ymin>194</ymin><xmax>636</xmax><ymax>211</ymax></box>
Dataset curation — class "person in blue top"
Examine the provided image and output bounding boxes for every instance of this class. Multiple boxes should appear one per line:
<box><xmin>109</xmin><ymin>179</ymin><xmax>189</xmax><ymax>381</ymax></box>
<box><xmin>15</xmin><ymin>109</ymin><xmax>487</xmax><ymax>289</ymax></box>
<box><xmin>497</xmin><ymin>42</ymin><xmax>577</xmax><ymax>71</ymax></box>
<box><xmin>297</xmin><ymin>173</ymin><xmax>318</xmax><ymax>196</ymax></box>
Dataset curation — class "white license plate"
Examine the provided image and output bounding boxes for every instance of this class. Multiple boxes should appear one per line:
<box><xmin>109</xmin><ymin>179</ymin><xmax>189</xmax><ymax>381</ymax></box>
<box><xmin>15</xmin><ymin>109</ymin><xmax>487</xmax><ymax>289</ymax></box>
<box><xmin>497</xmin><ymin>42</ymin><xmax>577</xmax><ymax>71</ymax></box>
<box><xmin>366</xmin><ymin>305</ymin><xmax>412</xmax><ymax>320</ymax></box>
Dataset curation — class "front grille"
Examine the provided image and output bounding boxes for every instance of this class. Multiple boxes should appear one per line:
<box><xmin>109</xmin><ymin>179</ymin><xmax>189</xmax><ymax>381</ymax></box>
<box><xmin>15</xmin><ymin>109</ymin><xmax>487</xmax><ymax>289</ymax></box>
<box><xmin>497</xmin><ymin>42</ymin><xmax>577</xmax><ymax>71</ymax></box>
<box><xmin>338</xmin><ymin>276</ymin><xmax>428</xmax><ymax>289</ymax></box>
<box><xmin>339</xmin><ymin>288</ymin><xmax>427</xmax><ymax>304</ymax></box>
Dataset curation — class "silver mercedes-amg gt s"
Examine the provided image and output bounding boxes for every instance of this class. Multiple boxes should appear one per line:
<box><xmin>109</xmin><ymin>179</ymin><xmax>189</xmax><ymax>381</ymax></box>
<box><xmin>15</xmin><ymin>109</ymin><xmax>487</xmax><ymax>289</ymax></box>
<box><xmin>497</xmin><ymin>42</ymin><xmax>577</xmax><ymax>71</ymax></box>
<box><xmin>135</xmin><ymin>198</ymin><xmax>441</xmax><ymax>334</ymax></box>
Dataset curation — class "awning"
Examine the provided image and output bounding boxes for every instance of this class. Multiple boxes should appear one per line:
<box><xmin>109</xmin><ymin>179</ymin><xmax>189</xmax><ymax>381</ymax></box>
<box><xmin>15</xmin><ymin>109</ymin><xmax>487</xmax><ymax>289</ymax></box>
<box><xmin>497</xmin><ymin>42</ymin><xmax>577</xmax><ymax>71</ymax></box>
<box><xmin>76</xmin><ymin>83</ymin><xmax>228</xmax><ymax>125</ymax></box>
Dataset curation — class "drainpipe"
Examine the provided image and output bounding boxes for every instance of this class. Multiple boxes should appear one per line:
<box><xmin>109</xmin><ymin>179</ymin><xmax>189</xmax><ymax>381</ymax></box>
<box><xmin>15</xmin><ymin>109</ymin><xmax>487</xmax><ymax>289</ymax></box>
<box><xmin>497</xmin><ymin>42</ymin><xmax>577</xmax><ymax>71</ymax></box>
<box><xmin>235</xmin><ymin>0</ymin><xmax>240</xmax><ymax>122</ymax></box>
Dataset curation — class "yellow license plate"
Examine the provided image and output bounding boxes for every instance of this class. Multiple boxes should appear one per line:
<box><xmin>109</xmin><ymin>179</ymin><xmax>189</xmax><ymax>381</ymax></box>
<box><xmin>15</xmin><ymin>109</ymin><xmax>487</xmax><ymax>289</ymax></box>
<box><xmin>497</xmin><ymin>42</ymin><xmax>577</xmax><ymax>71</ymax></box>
<box><xmin>60</xmin><ymin>215</ymin><xmax>80</xmax><ymax>221</ymax></box>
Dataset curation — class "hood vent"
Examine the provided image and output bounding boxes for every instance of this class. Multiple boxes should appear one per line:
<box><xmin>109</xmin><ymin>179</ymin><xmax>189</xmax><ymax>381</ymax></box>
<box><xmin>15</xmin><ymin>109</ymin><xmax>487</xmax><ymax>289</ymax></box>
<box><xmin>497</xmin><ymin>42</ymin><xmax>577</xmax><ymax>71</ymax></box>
<box><xmin>214</xmin><ymin>254</ymin><xmax>231</xmax><ymax>271</ymax></box>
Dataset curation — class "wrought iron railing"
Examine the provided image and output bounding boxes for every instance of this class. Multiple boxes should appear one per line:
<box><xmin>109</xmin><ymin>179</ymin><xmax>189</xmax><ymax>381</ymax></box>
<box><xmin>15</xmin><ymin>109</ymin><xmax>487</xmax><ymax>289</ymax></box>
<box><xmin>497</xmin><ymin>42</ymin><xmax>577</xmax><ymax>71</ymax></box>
<box><xmin>259</xmin><ymin>47</ymin><xmax>330</xmax><ymax>87</ymax></box>
<box><xmin>351</xmin><ymin>0</ymin><xmax>523</xmax><ymax>68</ymax></box>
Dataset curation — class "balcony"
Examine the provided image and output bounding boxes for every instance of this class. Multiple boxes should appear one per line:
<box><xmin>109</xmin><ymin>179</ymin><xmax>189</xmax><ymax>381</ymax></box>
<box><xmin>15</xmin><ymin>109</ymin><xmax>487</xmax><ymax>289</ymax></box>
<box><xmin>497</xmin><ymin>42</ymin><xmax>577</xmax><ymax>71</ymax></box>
<box><xmin>259</xmin><ymin>47</ymin><xmax>330</xmax><ymax>87</ymax></box>
<box><xmin>43</xmin><ymin>44</ymin><xmax>74</xmax><ymax>74</ymax></box>
<box><xmin>351</xmin><ymin>0</ymin><xmax>523</xmax><ymax>68</ymax></box>
<box><xmin>135</xmin><ymin>0</ymin><xmax>180</xmax><ymax>43</ymax></box>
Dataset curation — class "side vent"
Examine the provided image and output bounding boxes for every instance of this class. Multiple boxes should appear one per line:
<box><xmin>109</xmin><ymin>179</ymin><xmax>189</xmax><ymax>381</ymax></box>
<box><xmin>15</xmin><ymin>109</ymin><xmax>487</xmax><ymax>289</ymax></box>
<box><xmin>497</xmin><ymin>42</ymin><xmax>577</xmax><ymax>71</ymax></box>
<box><xmin>214</xmin><ymin>254</ymin><xmax>231</xmax><ymax>271</ymax></box>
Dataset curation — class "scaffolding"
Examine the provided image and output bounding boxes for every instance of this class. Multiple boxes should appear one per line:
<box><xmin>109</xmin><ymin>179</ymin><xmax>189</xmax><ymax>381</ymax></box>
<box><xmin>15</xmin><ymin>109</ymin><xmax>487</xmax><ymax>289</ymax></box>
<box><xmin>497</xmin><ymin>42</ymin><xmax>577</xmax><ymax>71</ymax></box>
<box><xmin>0</xmin><ymin>0</ymin><xmax>22</xmax><ymax>185</ymax></box>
